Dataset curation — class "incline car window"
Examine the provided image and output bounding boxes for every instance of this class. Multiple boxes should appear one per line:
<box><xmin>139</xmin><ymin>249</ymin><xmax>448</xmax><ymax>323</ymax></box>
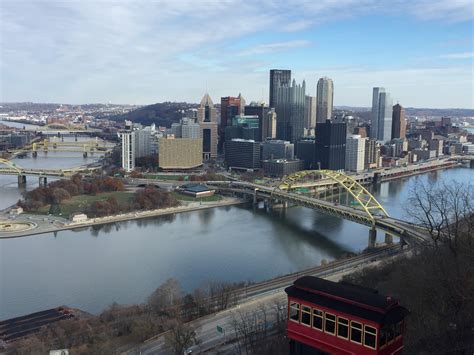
<box><xmin>289</xmin><ymin>302</ymin><xmax>300</xmax><ymax>322</ymax></box>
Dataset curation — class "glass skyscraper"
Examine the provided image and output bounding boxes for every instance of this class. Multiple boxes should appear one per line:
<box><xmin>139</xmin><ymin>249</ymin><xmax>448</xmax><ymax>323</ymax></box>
<box><xmin>371</xmin><ymin>87</ymin><xmax>393</xmax><ymax>143</ymax></box>
<box><xmin>275</xmin><ymin>79</ymin><xmax>306</xmax><ymax>144</ymax></box>
<box><xmin>316</xmin><ymin>77</ymin><xmax>334</xmax><ymax>123</ymax></box>
<box><xmin>269</xmin><ymin>69</ymin><xmax>291</xmax><ymax>108</ymax></box>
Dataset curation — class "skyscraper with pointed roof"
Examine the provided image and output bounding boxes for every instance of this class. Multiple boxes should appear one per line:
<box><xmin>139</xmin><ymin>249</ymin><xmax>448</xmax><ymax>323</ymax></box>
<box><xmin>275</xmin><ymin>79</ymin><xmax>306</xmax><ymax>144</ymax></box>
<box><xmin>197</xmin><ymin>93</ymin><xmax>218</xmax><ymax>159</ymax></box>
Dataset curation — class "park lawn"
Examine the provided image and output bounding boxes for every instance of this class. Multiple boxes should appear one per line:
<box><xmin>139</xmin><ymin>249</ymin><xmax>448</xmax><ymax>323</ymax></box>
<box><xmin>35</xmin><ymin>191</ymin><xmax>134</xmax><ymax>218</ymax></box>
<box><xmin>171</xmin><ymin>191</ymin><xmax>222</xmax><ymax>202</ymax></box>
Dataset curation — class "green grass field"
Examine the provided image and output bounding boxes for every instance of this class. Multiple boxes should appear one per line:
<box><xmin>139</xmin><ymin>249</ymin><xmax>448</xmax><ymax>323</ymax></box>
<box><xmin>36</xmin><ymin>191</ymin><xmax>134</xmax><ymax>218</ymax></box>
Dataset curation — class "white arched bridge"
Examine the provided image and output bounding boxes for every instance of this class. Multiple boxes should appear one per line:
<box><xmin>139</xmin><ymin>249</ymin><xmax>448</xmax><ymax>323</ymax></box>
<box><xmin>207</xmin><ymin>170</ymin><xmax>429</xmax><ymax>247</ymax></box>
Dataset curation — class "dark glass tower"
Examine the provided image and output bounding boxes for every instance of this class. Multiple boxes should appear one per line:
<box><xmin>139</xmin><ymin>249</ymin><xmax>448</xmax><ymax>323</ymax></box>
<box><xmin>269</xmin><ymin>69</ymin><xmax>291</xmax><ymax>108</ymax></box>
<box><xmin>314</xmin><ymin>117</ymin><xmax>347</xmax><ymax>171</ymax></box>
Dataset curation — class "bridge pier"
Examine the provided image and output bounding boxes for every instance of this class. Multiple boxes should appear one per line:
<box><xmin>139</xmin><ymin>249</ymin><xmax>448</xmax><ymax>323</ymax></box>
<box><xmin>17</xmin><ymin>175</ymin><xmax>26</xmax><ymax>187</ymax></box>
<box><xmin>368</xmin><ymin>226</ymin><xmax>377</xmax><ymax>249</ymax></box>
<box><xmin>384</xmin><ymin>233</ymin><xmax>393</xmax><ymax>244</ymax></box>
<box><xmin>32</xmin><ymin>151</ymin><xmax>37</xmax><ymax>158</ymax></box>
<box><xmin>470</xmin><ymin>160</ymin><xmax>474</xmax><ymax>169</ymax></box>
<box><xmin>39</xmin><ymin>176</ymin><xmax>48</xmax><ymax>187</ymax></box>
<box><xmin>83</xmin><ymin>152</ymin><xmax>88</xmax><ymax>158</ymax></box>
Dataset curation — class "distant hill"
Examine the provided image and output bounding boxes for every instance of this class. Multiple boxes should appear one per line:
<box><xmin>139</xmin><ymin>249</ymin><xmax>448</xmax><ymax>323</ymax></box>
<box><xmin>336</xmin><ymin>106</ymin><xmax>474</xmax><ymax>117</ymax></box>
<box><xmin>106</xmin><ymin>102</ymin><xmax>199</xmax><ymax>127</ymax></box>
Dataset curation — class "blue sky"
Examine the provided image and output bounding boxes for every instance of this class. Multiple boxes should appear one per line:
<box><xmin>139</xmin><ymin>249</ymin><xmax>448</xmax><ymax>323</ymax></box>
<box><xmin>1</xmin><ymin>0</ymin><xmax>473</xmax><ymax>108</ymax></box>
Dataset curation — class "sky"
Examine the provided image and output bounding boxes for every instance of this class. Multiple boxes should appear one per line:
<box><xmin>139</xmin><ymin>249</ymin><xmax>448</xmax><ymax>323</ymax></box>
<box><xmin>1</xmin><ymin>0</ymin><xmax>473</xmax><ymax>108</ymax></box>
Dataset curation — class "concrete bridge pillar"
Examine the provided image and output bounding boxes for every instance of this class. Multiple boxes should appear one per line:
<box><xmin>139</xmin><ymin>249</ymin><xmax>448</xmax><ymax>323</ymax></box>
<box><xmin>384</xmin><ymin>233</ymin><xmax>393</xmax><ymax>244</ymax></box>
<box><xmin>470</xmin><ymin>160</ymin><xmax>474</xmax><ymax>169</ymax></box>
<box><xmin>253</xmin><ymin>188</ymin><xmax>258</xmax><ymax>205</ymax></box>
<box><xmin>17</xmin><ymin>175</ymin><xmax>26</xmax><ymax>187</ymax></box>
<box><xmin>39</xmin><ymin>176</ymin><xmax>48</xmax><ymax>187</ymax></box>
<box><xmin>368</xmin><ymin>226</ymin><xmax>377</xmax><ymax>249</ymax></box>
<box><xmin>83</xmin><ymin>152</ymin><xmax>88</xmax><ymax>158</ymax></box>
<box><xmin>32</xmin><ymin>151</ymin><xmax>38</xmax><ymax>158</ymax></box>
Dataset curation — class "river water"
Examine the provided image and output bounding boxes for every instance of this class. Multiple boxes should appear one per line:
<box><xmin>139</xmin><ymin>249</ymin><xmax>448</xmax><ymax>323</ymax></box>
<box><xmin>0</xmin><ymin>124</ymin><xmax>472</xmax><ymax>319</ymax></box>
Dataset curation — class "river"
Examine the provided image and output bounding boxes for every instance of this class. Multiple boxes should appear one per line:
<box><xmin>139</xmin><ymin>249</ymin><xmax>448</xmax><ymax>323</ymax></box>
<box><xmin>0</xmin><ymin>129</ymin><xmax>472</xmax><ymax>319</ymax></box>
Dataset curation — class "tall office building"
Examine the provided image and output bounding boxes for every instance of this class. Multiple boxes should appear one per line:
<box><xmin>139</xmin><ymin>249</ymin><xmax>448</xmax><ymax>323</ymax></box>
<box><xmin>275</xmin><ymin>79</ymin><xmax>306</xmax><ymax>144</ymax></box>
<box><xmin>158</xmin><ymin>137</ymin><xmax>203</xmax><ymax>170</ymax></box>
<box><xmin>269</xmin><ymin>69</ymin><xmax>291</xmax><ymax>108</ymax></box>
<box><xmin>225</xmin><ymin>139</ymin><xmax>261</xmax><ymax>170</ymax></box>
<box><xmin>220</xmin><ymin>95</ymin><xmax>245</xmax><ymax>148</ymax></box>
<box><xmin>314</xmin><ymin>117</ymin><xmax>346</xmax><ymax>171</ymax></box>
<box><xmin>264</xmin><ymin>108</ymin><xmax>277</xmax><ymax>140</ymax></box>
<box><xmin>371</xmin><ymin>87</ymin><xmax>393</xmax><ymax>142</ymax></box>
<box><xmin>316</xmin><ymin>77</ymin><xmax>334</xmax><ymax>123</ymax></box>
<box><xmin>391</xmin><ymin>103</ymin><xmax>406</xmax><ymax>140</ymax></box>
<box><xmin>134</xmin><ymin>129</ymin><xmax>151</xmax><ymax>158</ymax></box>
<box><xmin>304</xmin><ymin>95</ymin><xmax>316</xmax><ymax>129</ymax></box>
<box><xmin>365</xmin><ymin>138</ymin><xmax>380</xmax><ymax>169</ymax></box>
<box><xmin>345</xmin><ymin>135</ymin><xmax>366</xmax><ymax>172</ymax></box>
<box><xmin>197</xmin><ymin>93</ymin><xmax>218</xmax><ymax>160</ymax></box>
<box><xmin>119</xmin><ymin>131</ymin><xmax>135</xmax><ymax>172</ymax></box>
<box><xmin>171</xmin><ymin>118</ymin><xmax>201</xmax><ymax>139</ymax></box>
<box><xmin>224</xmin><ymin>115</ymin><xmax>260</xmax><ymax>141</ymax></box>
<box><xmin>262</xmin><ymin>140</ymin><xmax>294</xmax><ymax>160</ymax></box>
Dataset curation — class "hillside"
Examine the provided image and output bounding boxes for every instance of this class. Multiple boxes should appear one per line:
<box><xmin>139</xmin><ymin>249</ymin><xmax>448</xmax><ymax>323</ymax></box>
<box><xmin>106</xmin><ymin>102</ymin><xmax>199</xmax><ymax>127</ymax></box>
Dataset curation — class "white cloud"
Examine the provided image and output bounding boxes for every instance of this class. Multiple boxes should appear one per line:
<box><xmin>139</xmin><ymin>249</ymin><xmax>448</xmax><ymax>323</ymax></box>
<box><xmin>407</xmin><ymin>0</ymin><xmax>474</xmax><ymax>22</ymax></box>
<box><xmin>439</xmin><ymin>52</ymin><xmax>474</xmax><ymax>59</ymax></box>
<box><xmin>237</xmin><ymin>40</ymin><xmax>311</xmax><ymax>56</ymax></box>
<box><xmin>0</xmin><ymin>0</ymin><xmax>473</xmax><ymax>106</ymax></box>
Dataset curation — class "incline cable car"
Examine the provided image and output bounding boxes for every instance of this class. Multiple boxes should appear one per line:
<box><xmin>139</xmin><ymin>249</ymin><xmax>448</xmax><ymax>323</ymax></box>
<box><xmin>285</xmin><ymin>276</ymin><xmax>409</xmax><ymax>355</ymax></box>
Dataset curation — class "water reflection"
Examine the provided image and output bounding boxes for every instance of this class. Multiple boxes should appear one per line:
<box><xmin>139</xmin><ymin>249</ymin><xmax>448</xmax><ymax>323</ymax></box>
<box><xmin>0</xmin><ymin>167</ymin><xmax>472</xmax><ymax>319</ymax></box>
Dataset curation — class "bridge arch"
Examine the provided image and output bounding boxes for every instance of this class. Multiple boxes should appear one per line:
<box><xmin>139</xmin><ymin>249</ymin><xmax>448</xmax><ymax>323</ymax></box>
<box><xmin>0</xmin><ymin>158</ymin><xmax>23</xmax><ymax>174</ymax></box>
<box><xmin>279</xmin><ymin>170</ymin><xmax>389</xmax><ymax>222</ymax></box>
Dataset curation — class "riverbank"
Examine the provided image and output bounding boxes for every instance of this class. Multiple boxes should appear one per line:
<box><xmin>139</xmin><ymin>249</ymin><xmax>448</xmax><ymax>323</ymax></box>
<box><xmin>0</xmin><ymin>197</ymin><xmax>245</xmax><ymax>238</ymax></box>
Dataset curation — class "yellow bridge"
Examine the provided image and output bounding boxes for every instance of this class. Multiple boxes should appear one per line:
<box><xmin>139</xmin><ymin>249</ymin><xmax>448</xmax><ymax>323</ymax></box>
<box><xmin>0</xmin><ymin>158</ymin><xmax>100</xmax><ymax>186</ymax></box>
<box><xmin>9</xmin><ymin>137</ymin><xmax>113</xmax><ymax>157</ymax></box>
<box><xmin>207</xmin><ymin>170</ymin><xmax>429</xmax><ymax>248</ymax></box>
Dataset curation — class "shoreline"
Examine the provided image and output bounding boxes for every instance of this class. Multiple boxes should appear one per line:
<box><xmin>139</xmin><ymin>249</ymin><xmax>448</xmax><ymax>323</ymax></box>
<box><xmin>0</xmin><ymin>198</ymin><xmax>246</xmax><ymax>239</ymax></box>
<box><xmin>0</xmin><ymin>160</ymin><xmax>469</xmax><ymax>239</ymax></box>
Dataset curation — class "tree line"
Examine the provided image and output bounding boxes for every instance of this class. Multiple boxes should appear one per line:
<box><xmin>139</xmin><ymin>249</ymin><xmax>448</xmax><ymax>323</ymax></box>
<box><xmin>17</xmin><ymin>175</ymin><xmax>180</xmax><ymax>218</ymax></box>
<box><xmin>8</xmin><ymin>278</ymin><xmax>247</xmax><ymax>354</ymax></box>
<box><xmin>342</xmin><ymin>180</ymin><xmax>474</xmax><ymax>354</ymax></box>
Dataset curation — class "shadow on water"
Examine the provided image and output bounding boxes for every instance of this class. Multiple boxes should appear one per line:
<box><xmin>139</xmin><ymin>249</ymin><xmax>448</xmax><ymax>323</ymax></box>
<box><xmin>246</xmin><ymin>204</ymin><xmax>350</xmax><ymax>258</ymax></box>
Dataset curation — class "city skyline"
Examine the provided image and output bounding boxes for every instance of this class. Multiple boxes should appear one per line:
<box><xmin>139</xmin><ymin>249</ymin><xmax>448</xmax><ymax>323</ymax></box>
<box><xmin>1</xmin><ymin>0</ymin><xmax>473</xmax><ymax>108</ymax></box>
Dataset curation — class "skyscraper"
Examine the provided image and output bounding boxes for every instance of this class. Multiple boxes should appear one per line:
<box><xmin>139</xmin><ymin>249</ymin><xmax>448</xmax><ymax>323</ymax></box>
<box><xmin>275</xmin><ymin>79</ymin><xmax>306</xmax><ymax>144</ymax></box>
<box><xmin>263</xmin><ymin>108</ymin><xmax>277</xmax><ymax>140</ymax></box>
<box><xmin>197</xmin><ymin>93</ymin><xmax>218</xmax><ymax>160</ymax></box>
<box><xmin>345</xmin><ymin>135</ymin><xmax>366</xmax><ymax>172</ymax></box>
<box><xmin>269</xmin><ymin>69</ymin><xmax>291</xmax><ymax>108</ymax></box>
<box><xmin>220</xmin><ymin>95</ymin><xmax>245</xmax><ymax>149</ymax></box>
<box><xmin>304</xmin><ymin>95</ymin><xmax>316</xmax><ymax>128</ymax></box>
<box><xmin>391</xmin><ymin>103</ymin><xmax>406</xmax><ymax>139</ymax></box>
<box><xmin>314</xmin><ymin>117</ymin><xmax>346</xmax><ymax>171</ymax></box>
<box><xmin>119</xmin><ymin>131</ymin><xmax>135</xmax><ymax>172</ymax></box>
<box><xmin>371</xmin><ymin>87</ymin><xmax>393</xmax><ymax>142</ymax></box>
<box><xmin>316</xmin><ymin>77</ymin><xmax>334</xmax><ymax>123</ymax></box>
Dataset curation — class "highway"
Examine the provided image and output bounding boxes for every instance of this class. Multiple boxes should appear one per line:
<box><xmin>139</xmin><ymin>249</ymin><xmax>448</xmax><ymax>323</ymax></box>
<box><xmin>127</xmin><ymin>245</ymin><xmax>404</xmax><ymax>354</ymax></box>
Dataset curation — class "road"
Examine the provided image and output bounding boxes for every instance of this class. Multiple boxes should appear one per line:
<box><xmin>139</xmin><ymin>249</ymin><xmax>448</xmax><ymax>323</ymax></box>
<box><xmin>127</xmin><ymin>246</ymin><xmax>405</xmax><ymax>354</ymax></box>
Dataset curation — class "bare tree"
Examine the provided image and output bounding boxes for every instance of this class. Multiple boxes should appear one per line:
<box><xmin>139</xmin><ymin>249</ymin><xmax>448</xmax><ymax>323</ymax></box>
<box><xmin>164</xmin><ymin>320</ymin><xmax>199</xmax><ymax>355</ymax></box>
<box><xmin>148</xmin><ymin>278</ymin><xmax>183</xmax><ymax>315</ymax></box>
<box><xmin>209</xmin><ymin>281</ymin><xmax>238</xmax><ymax>311</ymax></box>
<box><xmin>408</xmin><ymin>179</ymin><xmax>474</xmax><ymax>254</ymax></box>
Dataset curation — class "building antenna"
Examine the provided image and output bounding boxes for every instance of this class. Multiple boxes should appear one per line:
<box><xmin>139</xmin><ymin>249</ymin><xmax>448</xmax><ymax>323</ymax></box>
<box><xmin>261</xmin><ymin>87</ymin><xmax>264</xmax><ymax>104</ymax></box>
